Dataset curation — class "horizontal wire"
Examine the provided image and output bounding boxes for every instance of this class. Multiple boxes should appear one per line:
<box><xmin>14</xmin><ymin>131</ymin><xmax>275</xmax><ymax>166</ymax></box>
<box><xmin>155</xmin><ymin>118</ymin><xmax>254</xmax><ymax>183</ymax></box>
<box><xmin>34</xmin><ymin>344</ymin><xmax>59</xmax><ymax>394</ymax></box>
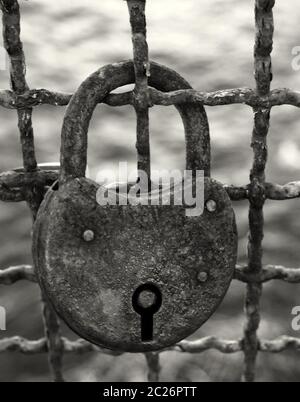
<box><xmin>1</xmin><ymin>87</ymin><xmax>300</xmax><ymax>109</ymax></box>
<box><xmin>1</xmin><ymin>169</ymin><xmax>300</xmax><ymax>202</ymax></box>
<box><xmin>1</xmin><ymin>335</ymin><xmax>299</xmax><ymax>355</ymax></box>
<box><xmin>0</xmin><ymin>336</ymin><xmax>122</xmax><ymax>356</ymax></box>
<box><xmin>0</xmin><ymin>265</ymin><xmax>36</xmax><ymax>284</ymax></box>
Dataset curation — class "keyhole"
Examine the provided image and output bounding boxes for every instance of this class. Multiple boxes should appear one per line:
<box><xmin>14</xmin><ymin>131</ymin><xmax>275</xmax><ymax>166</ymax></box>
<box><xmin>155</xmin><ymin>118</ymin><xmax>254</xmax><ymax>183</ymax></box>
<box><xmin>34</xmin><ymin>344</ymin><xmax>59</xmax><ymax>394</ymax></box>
<box><xmin>132</xmin><ymin>283</ymin><xmax>162</xmax><ymax>342</ymax></box>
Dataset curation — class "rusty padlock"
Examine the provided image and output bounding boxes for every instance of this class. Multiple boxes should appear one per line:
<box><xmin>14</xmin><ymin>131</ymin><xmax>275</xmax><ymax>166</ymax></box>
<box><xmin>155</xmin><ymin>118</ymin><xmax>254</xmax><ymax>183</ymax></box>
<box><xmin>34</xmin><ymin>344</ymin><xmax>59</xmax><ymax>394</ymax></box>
<box><xmin>33</xmin><ymin>61</ymin><xmax>238</xmax><ymax>352</ymax></box>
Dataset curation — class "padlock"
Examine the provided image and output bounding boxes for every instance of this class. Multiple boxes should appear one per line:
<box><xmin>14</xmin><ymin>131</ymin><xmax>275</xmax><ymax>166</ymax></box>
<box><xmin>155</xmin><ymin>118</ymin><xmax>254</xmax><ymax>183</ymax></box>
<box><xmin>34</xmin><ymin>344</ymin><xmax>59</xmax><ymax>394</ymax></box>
<box><xmin>33</xmin><ymin>61</ymin><xmax>238</xmax><ymax>353</ymax></box>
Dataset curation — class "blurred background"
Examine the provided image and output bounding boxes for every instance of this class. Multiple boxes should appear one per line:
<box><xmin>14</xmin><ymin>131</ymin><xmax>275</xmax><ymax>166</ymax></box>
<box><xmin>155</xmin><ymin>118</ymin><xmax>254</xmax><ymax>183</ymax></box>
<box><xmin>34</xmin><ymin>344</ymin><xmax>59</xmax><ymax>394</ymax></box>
<box><xmin>1</xmin><ymin>0</ymin><xmax>300</xmax><ymax>382</ymax></box>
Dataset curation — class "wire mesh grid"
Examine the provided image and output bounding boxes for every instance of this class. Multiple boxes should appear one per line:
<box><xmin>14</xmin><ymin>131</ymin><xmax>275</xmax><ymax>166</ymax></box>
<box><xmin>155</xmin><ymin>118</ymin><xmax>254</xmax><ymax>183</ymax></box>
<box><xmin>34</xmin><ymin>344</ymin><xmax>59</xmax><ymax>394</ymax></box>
<box><xmin>0</xmin><ymin>0</ymin><xmax>300</xmax><ymax>382</ymax></box>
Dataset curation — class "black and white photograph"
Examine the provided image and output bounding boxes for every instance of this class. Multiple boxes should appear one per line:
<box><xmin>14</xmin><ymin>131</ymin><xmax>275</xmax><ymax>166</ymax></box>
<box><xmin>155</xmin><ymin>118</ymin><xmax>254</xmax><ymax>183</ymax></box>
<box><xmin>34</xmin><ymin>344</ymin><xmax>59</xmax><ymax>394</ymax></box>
<box><xmin>0</xmin><ymin>0</ymin><xmax>300</xmax><ymax>385</ymax></box>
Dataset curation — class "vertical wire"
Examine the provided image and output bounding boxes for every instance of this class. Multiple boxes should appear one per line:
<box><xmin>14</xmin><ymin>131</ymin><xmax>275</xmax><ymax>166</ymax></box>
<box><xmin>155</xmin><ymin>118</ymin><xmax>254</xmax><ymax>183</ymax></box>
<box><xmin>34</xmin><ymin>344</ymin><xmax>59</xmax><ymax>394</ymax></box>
<box><xmin>145</xmin><ymin>352</ymin><xmax>161</xmax><ymax>382</ymax></box>
<box><xmin>243</xmin><ymin>0</ymin><xmax>275</xmax><ymax>382</ymax></box>
<box><xmin>127</xmin><ymin>0</ymin><xmax>151</xmax><ymax>180</ymax></box>
<box><xmin>0</xmin><ymin>0</ymin><xmax>37</xmax><ymax>171</ymax></box>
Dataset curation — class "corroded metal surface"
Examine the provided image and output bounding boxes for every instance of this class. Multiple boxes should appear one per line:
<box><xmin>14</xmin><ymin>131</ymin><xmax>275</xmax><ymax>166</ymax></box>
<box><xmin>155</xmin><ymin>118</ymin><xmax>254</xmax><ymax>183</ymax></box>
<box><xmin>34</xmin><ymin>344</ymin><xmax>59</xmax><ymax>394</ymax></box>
<box><xmin>32</xmin><ymin>60</ymin><xmax>237</xmax><ymax>352</ymax></box>
<box><xmin>60</xmin><ymin>61</ymin><xmax>210</xmax><ymax>182</ymax></box>
<box><xmin>33</xmin><ymin>177</ymin><xmax>237</xmax><ymax>352</ymax></box>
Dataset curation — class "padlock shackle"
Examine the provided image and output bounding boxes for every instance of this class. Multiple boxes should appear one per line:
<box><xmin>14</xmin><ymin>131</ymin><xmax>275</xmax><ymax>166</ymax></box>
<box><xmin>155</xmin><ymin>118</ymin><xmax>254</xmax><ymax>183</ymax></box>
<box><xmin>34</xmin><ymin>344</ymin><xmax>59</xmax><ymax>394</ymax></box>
<box><xmin>60</xmin><ymin>61</ymin><xmax>210</xmax><ymax>184</ymax></box>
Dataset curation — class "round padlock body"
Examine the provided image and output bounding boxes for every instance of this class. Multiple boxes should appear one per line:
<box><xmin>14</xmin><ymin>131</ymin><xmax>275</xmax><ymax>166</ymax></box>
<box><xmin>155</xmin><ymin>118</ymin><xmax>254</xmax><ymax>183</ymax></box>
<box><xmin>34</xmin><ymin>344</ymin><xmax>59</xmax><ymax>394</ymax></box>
<box><xmin>33</xmin><ymin>61</ymin><xmax>237</xmax><ymax>352</ymax></box>
<box><xmin>33</xmin><ymin>177</ymin><xmax>237</xmax><ymax>352</ymax></box>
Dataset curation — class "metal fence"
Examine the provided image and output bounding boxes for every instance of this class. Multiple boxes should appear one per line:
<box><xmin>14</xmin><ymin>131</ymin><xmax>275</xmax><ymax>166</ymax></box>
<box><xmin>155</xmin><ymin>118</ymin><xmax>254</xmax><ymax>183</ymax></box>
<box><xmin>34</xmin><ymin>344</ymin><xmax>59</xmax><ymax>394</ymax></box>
<box><xmin>0</xmin><ymin>0</ymin><xmax>300</xmax><ymax>383</ymax></box>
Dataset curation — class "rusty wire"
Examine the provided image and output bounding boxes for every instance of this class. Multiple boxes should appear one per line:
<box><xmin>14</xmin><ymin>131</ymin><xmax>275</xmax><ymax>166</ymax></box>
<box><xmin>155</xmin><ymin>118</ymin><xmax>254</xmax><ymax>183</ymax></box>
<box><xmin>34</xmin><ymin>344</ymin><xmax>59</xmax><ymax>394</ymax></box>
<box><xmin>0</xmin><ymin>0</ymin><xmax>300</xmax><ymax>382</ymax></box>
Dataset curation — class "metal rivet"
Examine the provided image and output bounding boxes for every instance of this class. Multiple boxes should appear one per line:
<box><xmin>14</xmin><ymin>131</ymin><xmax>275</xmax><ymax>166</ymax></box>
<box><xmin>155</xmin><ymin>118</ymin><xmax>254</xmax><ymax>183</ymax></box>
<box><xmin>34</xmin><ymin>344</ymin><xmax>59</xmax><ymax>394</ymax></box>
<box><xmin>206</xmin><ymin>199</ymin><xmax>217</xmax><ymax>212</ymax></box>
<box><xmin>83</xmin><ymin>230</ymin><xmax>94</xmax><ymax>242</ymax></box>
<box><xmin>137</xmin><ymin>290</ymin><xmax>157</xmax><ymax>309</ymax></box>
<box><xmin>197</xmin><ymin>272</ymin><xmax>208</xmax><ymax>283</ymax></box>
